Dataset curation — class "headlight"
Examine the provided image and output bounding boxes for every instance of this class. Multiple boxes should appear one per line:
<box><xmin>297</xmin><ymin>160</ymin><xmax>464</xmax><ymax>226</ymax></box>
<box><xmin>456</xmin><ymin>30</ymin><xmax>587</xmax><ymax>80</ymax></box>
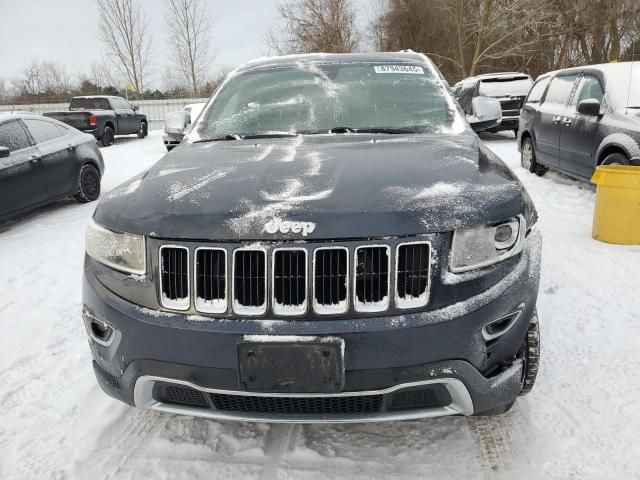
<box><xmin>449</xmin><ymin>215</ymin><xmax>525</xmax><ymax>273</ymax></box>
<box><xmin>85</xmin><ymin>221</ymin><xmax>146</xmax><ymax>275</ymax></box>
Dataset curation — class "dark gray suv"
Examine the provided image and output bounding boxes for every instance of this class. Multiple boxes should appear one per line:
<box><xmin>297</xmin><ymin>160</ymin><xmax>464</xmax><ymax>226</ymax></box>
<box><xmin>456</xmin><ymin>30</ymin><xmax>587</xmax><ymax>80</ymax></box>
<box><xmin>453</xmin><ymin>72</ymin><xmax>533</xmax><ymax>137</ymax></box>
<box><xmin>82</xmin><ymin>52</ymin><xmax>541</xmax><ymax>423</ymax></box>
<box><xmin>518</xmin><ymin>62</ymin><xmax>640</xmax><ymax>179</ymax></box>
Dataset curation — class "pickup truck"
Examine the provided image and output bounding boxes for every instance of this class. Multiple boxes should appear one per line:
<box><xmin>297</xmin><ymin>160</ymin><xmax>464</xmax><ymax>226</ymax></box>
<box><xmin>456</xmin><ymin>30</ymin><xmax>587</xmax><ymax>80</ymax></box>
<box><xmin>44</xmin><ymin>96</ymin><xmax>148</xmax><ymax>147</ymax></box>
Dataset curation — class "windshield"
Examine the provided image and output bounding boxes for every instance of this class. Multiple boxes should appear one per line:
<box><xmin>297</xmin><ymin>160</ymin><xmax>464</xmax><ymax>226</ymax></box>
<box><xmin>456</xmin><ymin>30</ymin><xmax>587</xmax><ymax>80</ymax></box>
<box><xmin>69</xmin><ymin>97</ymin><xmax>110</xmax><ymax>110</ymax></box>
<box><xmin>605</xmin><ymin>63</ymin><xmax>640</xmax><ymax>108</ymax></box>
<box><xmin>627</xmin><ymin>68</ymin><xmax>640</xmax><ymax>107</ymax></box>
<box><xmin>478</xmin><ymin>77</ymin><xmax>532</xmax><ymax>97</ymax></box>
<box><xmin>193</xmin><ymin>62</ymin><xmax>459</xmax><ymax>140</ymax></box>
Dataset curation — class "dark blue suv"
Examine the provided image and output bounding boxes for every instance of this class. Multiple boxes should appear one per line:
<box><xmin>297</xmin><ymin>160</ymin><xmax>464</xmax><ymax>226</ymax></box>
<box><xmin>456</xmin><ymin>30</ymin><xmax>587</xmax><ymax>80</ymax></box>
<box><xmin>82</xmin><ymin>52</ymin><xmax>541</xmax><ymax>423</ymax></box>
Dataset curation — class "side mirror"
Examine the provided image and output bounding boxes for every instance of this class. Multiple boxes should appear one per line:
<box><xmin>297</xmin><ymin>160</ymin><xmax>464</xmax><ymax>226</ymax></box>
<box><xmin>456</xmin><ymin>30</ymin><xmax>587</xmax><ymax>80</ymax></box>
<box><xmin>467</xmin><ymin>96</ymin><xmax>502</xmax><ymax>132</ymax></box>
<box><xmin>0</xmin><ymin>146</ymin><xmax>9</xmax><ymax>158</ymax></box>
<box><xmin>577</xmin><ymin>98</ymin><xmax>601</xmax><ymax>116</ymax></box>
<box><xmin>132</xmin><ymin>105</ymin><xmax>139</xmax><ymax>112</ymax></box>
<box><xmin>164</xmin><ymin>110</ymin><xmax>191</xmax><ymax>134</ymax></box>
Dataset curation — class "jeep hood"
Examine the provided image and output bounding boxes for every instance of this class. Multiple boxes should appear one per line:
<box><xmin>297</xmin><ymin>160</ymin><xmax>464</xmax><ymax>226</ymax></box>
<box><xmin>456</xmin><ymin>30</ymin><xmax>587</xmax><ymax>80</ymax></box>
<box><xmin>94</xmin><ymin>134</ymin><xmax>525</xmax><ymax>240</ymax></box>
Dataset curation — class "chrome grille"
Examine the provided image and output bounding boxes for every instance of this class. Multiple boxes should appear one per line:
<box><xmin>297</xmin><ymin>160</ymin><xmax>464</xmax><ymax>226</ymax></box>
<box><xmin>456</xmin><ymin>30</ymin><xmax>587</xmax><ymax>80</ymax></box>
<box><xmin>395</xmin><ymin>242</ymin><xmax>431</xmax><ymax>309</ymax></box>
<box><xmin>158</xmin><ymin>240</ymin><xmax>431</xmax><ymax>316</ymax></box>
<box><xmin>195</xmin><ymin>248</ymin><xmax>227</xmax><ymax>313</ymax></box>
<box><xmin>233</xmin><ymin>249</ymin><xmax>267</xmax><ymax>315</ymax></box>
<box><xmin>354</xmin><ymin>246</ymin><xmax>390</xmax><ymax>312</ymax></box>
<box><xmin>159</xmin><ymin>246</ymin><xmax>190</xmax><ymax>310</ymax></box>
<box><xmin>313</xmin><ymin>247</ymin><xmax>348</xmax><ymax>314</ymax></box>
<box><xmin>272</xmin><ymin>248</ymin><xmax>307</xmax><ymax>315</ymax></box>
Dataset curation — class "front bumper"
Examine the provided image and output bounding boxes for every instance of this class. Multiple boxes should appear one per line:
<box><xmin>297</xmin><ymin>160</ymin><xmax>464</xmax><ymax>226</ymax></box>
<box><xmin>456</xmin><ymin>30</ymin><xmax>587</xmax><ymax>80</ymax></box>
<box><xmin>163</xmin><ymin>133</ymin><xmax>184</xmax><ymax>149</ymax></box>
<box><xmin>492</xmin><ymin>116</ymin><xmax>519</xmax><ymax>132</ymax></box>
<box><xmin>83</xmin><ymin>231</ymin><xmax>540</xmax><ymax>422</ymax></box>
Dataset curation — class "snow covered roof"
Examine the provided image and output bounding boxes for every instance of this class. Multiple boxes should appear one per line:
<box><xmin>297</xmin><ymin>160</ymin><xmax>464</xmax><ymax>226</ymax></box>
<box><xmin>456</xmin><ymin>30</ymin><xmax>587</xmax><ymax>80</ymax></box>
<box><xmin>236</xmin><ymin>51</ymin><xmax>431</xmax><ymax>73</ymax></box>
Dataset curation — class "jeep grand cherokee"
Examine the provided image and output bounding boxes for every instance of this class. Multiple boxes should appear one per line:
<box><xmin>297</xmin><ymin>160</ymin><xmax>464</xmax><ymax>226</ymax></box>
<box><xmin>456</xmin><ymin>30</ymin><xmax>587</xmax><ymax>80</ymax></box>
<box><xmin>82</xmin><ymin>52</ymin><xmax>541</xmax><ymax>422</ymax></box>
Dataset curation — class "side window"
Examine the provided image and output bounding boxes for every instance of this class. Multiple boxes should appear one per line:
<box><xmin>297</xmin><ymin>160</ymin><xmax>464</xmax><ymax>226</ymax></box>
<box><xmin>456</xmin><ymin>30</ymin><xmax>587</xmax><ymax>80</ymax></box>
<box><xmin>572</xmin><ymin>75</ymin><xmax>604</xmax><ymax>108</ymax></box>
<box><xmin>114</xmin><ymin>98</ymin><xmax>132</xmax><ymax>110</ymax></box>
<box><xmin>23</xmin><ymin>119</ymin><xmax>67</xmax><ymax>144</ymax></box>
<box><xmin>526</xmin><ymin>77</ymin><xmax>550</xmax><ymax>103</ymax></box>
<box><xmin>543</xmin><ymin>75</ymin><xmax>579</xmax><ymax>106</ymax></box>
<box><xmin>0</xmin><ymin>120</ymin><xmax>33</xmax><ymax>152</ymax></box>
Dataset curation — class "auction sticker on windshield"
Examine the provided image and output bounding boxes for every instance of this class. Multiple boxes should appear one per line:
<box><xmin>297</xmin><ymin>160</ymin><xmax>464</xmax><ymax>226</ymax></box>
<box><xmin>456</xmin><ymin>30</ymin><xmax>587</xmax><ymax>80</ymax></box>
<box><xmin>374</xmin><ymin>65</ymin><xmax>424</xmax><ymax>74</ymax></box>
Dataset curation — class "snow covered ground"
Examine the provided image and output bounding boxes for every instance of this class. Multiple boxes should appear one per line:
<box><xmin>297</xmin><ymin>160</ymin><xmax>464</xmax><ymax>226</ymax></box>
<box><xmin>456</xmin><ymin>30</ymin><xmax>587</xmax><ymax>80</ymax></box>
<box><xmin>1</xmin><ymin>131</ymin><xmax>639</xmax><ymax>479</ymax></box>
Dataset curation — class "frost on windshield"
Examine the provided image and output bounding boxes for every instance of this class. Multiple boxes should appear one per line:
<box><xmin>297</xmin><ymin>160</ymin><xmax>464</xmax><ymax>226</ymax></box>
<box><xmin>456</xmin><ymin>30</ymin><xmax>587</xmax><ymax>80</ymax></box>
<box><xmin>190</xmin><ymin>61</ymin><xmax>464</xmax><ymax>141</ymax></box>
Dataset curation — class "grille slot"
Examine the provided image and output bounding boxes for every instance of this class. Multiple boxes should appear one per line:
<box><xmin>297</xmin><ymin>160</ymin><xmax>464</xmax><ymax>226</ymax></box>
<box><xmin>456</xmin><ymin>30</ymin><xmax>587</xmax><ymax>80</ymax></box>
<box><xmin>195</xmin><ymin>248</ymin><xmax>227</xmax><ymax>313</ymax></box>
<box><xmin>313</xmin><ymin>247</ymin><xmax>349</xmax><ymax>314</ymax></box>
<box><xmin>389</xmin><ymin>386</ymin><xmax>450</xmax><ymax>410</ymax></box>
<box><xmin>233</xmin><ymin>249</ymin><xmax>267</xmax><ymax>315</ymax></box>
<box><xmin>273</xmin><ymin>249</ymin><xmax>307</xmax><ymax>315</ymax></box>
<box><xmin>395</xmin><ymin>242</ymin><xmax>431</xmax><ymax>309</ymax></box>
<box><xmin>155</xmin><ymin>384</ymin><xmax>210</xmax><ymax>408</ymax></box>
<box><xmin>159</xmin><ymin>246</ymin><xmax>190</xmax><ymax>310</ymax></box>
<box><xmin>354</xmin><ymin>246</ymin><xmax>390</xmax><ymax>312</ymax></box>
<box><xmin>210</xmin><ymin>393</ymin><xmax>383</xmax><ymax>414</ymax></box>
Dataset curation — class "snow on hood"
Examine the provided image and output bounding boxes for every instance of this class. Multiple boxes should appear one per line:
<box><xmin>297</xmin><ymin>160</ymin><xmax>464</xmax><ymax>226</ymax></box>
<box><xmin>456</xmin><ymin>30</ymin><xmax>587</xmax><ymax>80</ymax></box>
<box><xmin>94</xmin><ymin>134</ymin><xmax>525</xmax><ymax>240</ymax></box>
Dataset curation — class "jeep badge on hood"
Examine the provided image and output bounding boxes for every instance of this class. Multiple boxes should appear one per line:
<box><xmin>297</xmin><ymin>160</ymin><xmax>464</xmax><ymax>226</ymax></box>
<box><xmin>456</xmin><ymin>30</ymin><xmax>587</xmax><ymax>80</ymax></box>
<box><xmin>264</xmin><ymin>218</ymin><xmax>316</xmax><ymax>236</ymax></box>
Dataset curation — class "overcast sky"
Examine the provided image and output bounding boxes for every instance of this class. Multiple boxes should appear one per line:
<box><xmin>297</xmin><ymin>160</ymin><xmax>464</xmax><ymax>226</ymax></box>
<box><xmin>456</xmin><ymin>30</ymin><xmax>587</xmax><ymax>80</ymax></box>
<box><xmin>0</xmin><ymin>0</ymin><xmax>375</xmax><ymax>90</ymax></box>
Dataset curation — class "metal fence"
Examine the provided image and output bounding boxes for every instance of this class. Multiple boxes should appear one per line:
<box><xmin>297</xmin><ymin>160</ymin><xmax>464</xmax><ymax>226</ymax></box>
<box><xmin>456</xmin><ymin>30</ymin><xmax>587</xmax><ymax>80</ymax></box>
<box><xmin>0</xmin><ymin>97</ymin><xmax>210</xmax><ymax>131</ymax></box>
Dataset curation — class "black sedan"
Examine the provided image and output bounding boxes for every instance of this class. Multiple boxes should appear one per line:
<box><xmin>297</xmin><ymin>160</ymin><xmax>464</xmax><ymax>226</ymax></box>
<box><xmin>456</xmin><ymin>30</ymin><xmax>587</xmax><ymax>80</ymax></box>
<box><xmin>0</xmin><ymin>113</ymin><xmax>104</xmax><ymax>222</ymax></box>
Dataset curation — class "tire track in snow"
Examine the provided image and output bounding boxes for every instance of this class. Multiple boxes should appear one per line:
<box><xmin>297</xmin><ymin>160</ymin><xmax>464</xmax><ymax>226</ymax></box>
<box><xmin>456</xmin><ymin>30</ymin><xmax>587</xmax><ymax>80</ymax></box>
<box><xmin>466</xmin><ymin>404</ymin><xmax>543</xmax><ymax>478</ymax></box>
<box><xmin>259</xmin><ymin>424</ymin><xmax>301</xmax><ymax>479</ymax></box>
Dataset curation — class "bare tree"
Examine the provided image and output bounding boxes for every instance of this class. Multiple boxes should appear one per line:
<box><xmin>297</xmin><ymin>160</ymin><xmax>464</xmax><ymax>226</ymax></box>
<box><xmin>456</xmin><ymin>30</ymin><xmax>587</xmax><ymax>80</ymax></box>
<box><xmin>39</xmin><ymin>61</ymin><xmax>73</xmax><ymax>94</ymax></box>
<box><xmin>11</xmin><ymin>60</ymin><xmax>73</xmax><ymax>97</ymax></box>
<box><xmin>12</xmin><ymin>60</ymin><xmax>42</xmax><ymax>96</ymax></box>
<box><xmin>0</xmin><ymin>78</ymin><xmax>9</xmax><ymax>101</ymax></box>
<box><xmin>373</xmin><ymin>0</ymin><xmax>640</xmax><ymax>82</ymax></box>
<box><xmin>438</xmin><ymin>0</ymin><xmax>555</xmax><ymax>78</ymax></box>
<box><xmin>165</xmin><ymin>0</ymin><xmax>213</xmax><ymax>95</ymax></box>
<box><xmin>90</xmin><ymin>61</ymin><xmax>120</xmax><ymax>88</ymax></box>
<box><xmin>97</xmin><ymin>0</ymin><xmax>152</xmax><ymax>93</ymax></box>
<box><xmin>265</xmin><ymin>0</ymin><xmax>360</xmax><ymax>54</ymax></box>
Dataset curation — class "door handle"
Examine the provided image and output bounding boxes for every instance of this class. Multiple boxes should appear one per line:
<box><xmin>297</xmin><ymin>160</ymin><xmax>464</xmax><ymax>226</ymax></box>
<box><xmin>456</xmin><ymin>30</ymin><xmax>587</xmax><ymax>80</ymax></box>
<box><xmin>552</xmin><ymin>115</ymin><xmax>562</xmax><ymax>124</ymax></box>
<box><xmin>67</xmin><ymin>144</ymin><xmax>75</xmax><ymax>151</ymax></box>
<box><xmin>562</xmin><ymin>117</ymin><xmax>572</xmax><ymax>126</ymax></box>
<box><xmin>29</xmin><ymin>155</ymin><xmax>42</xmax><ymax>163</ymax></box>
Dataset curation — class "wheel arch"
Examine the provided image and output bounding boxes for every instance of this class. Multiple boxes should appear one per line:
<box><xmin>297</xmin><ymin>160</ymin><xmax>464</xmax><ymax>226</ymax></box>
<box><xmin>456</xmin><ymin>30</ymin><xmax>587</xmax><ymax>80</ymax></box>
<box><xmin>519</xmin><ymin>129</ymin><xmax>534</xmax><ymax>149</ymax></box>
<box><xmin>75</xmin><ymin>159</ymin><xmax>102</xmax><ymax>187</ymax></box>
<box><xmin>595</xmin><ymin>133</ymin><xmax>640</xmax><ymax>166</ymax></box>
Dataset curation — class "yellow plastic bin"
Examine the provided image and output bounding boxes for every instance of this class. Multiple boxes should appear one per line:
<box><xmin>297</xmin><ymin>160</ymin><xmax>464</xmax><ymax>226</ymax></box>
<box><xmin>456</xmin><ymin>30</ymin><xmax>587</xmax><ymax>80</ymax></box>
<box><xmin>591</xmin><ymin>165</ymin><xmax>640</xmax><ymax>245</ymax></box>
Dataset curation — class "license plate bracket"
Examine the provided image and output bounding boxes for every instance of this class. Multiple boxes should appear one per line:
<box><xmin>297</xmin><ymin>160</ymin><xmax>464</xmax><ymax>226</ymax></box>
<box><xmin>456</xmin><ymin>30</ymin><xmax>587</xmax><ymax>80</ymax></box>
<box><xmin>237</xmin><ymin>337</ymin><xmax>344</xmax><ymax>393</ymax></box>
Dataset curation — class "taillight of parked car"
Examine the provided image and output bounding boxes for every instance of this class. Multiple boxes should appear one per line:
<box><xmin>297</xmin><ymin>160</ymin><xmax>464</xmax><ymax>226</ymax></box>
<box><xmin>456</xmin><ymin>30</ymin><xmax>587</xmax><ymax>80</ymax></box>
<box><xmin>88</xmin><ymin>115</ymin><xmax>97</xmax><ymax>127</ymax></box>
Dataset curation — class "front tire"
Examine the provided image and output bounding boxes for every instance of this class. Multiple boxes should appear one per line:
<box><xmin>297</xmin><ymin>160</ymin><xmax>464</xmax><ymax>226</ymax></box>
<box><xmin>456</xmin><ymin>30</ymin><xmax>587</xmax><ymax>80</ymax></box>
<box><xmin>138</xmin><ymin>121</ymin><xmax>148</xmax><ymax>139</ymax></box>
<box><xmin>601</xmin><ymin>152</ymin><xmax>629</xmax><ymax>166</ymax></box>
<box><xmin>101</xmin><ymin>126</ymin><xmax>114</xmax><ymax>147</ymax></box>
<box><xmin>520</xmin><ymin>136</ymin><xmax>536</xmax><ymax>172</ymax></box>
<box><xmin>74</xmin><ymin>164</ymin><xmax>101</xmax><ymax>203</ymax></box>
<box><xmin>521</xmin><ymin>136</ymin><xmax>548</xmax><ymax>176</ymax></box>
<box><xmin>519</xmin><ymin>311</ymin><xmax>540</xmax><ymax>396</ymax></box>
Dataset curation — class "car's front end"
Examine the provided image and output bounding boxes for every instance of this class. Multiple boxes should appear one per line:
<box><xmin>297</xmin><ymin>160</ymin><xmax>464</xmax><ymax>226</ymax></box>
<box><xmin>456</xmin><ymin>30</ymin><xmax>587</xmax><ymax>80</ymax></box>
<box><xmin>82</xmin><ymin>53</ymin><xmax>541</xmax><ymax>422</ymax></box>
<box><xmin>478</xmin><ymin>74</ymin><xmax>533</xmax><ymax>135</ymax></box>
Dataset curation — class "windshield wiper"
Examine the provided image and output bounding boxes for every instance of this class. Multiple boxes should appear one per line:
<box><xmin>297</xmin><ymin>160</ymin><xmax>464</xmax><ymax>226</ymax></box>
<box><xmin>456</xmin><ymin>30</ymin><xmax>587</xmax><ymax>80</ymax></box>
<box><xmin>301</xmin><ymin>127</ymin><xmax>425</xmax><ymax>135</ymax></box>
<box><xmin>194</xmin><ymin>132</ymin><xmax>299</xmax><ymax>143</ymax></box>
<box><xmin>351</xmin><ymin>127</ymin><xmax>422</xmax><ymax>134</ymax></box>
